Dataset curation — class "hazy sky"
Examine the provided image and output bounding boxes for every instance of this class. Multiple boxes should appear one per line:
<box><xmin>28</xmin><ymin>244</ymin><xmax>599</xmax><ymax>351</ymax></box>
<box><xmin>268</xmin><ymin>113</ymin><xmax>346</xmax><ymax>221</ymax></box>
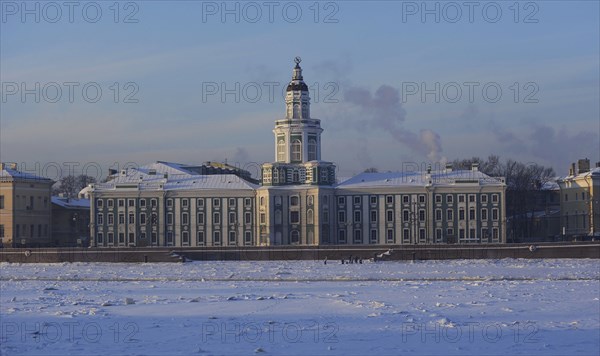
<box><xmin>1</xmin><ymin>1</ymin><xmax>599</xmax><ymax>179</ymax></box>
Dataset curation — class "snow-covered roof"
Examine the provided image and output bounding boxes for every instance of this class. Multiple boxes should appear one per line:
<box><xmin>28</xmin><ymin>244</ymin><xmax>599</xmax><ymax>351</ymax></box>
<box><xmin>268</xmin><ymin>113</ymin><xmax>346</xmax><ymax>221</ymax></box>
<box><xmin>337</xmin><ymin>170</ymin><xmax>504</xmax><ymax>189</ymax></box>
<box><xmin>51</xmin><ymin>197</ymin><xmax>91</xmax><ymax>209</ymax></box>
<box><xmin>94</xmin><ymin>162</ymin><xmax>258</xmax><ymax>192</ymax></box>
<box><xmin>560</xmin><ymin>167</ymin><xmax>600</xmax><ymax>181</ymax></box>
<box><xmin>0</xmin><ymin>165</ymin><xmax>53</xmax><ymax>182</ymax></box>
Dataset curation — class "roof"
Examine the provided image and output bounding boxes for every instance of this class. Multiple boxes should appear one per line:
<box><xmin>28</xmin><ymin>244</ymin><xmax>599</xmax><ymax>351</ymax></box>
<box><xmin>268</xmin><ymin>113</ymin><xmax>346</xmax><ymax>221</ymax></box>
<box><xmin>336</xmin><ymin>170</ymin><xmax>504</xmax><ymax>189</ymax></box>
<box><xmin>94</xmin><ymin>161</ymin><xmax>258</xmax><ymax>192</ymax></box>
<box><xmin>559</xmin><ymin>167</ymin><xmax>600</xmax><ymax>181</ymax></box>
<box><xmin>0</xmin><ymin>165</ymin><xmax>53</xmax><ymax>182</ymax></box>
<box><xmin>51</xmin><ymin>197</ymin><xmax>91</xmax><ymax>209</ymax></box>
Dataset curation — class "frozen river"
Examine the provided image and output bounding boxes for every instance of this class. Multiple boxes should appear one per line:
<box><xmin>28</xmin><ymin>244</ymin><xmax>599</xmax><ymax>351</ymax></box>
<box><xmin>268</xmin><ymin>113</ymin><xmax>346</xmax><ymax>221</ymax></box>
<box><xmin>1</xmin><ymin>259</ymin><xmax>598</xmax><ymax>355</ymax></box>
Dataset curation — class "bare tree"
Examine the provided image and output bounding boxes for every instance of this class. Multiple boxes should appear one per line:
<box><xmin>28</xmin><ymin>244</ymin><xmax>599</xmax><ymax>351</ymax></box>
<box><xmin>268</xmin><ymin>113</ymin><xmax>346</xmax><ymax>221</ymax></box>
<box><xmin>53</xmin><ymin>175</ymin><xmax>96</xmax><ymax>198</ymax></box>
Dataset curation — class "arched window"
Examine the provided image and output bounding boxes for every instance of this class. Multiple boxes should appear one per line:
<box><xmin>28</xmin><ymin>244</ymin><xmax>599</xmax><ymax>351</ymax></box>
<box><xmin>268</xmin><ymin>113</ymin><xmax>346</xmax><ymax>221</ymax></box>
<box><xmin>292</xmin><ymin>169</ymin><xmax>299</xmax><ymax>182</ymax></box>
<box><xmin>307</xmin><ymin>139</ymin><xmax>317</xmax><ymax>161</ymax></box>
<box><xmin>290</xmin><ymin>230</ymin><xmax>300</xmax><ymax>244</ymax></box>
<box><xmin>277</xmin><ymin>140</ymin><xmax>285</xmax><ymax>162</ymax></box>
<box><xmin>307</xmin><ymin>209</ymin><xmax>314</xmax><ymax>224</ymax></box>
<box><xmin>291</xmin><ymin>139</ymin><xmax>302</xmax><ymax>161</ymax></box>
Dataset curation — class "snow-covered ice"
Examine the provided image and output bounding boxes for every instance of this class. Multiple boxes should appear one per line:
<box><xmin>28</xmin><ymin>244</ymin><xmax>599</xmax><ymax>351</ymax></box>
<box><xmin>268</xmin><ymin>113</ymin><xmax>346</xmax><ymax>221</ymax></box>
<box><xmin>1</xmin><ymin>259</ymin><xmax>598</xmax><ymax>355</ymax></box>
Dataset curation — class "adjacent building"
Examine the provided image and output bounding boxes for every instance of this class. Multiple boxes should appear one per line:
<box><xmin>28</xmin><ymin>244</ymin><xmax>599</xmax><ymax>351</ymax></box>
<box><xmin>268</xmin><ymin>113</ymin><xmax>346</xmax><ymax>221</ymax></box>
<box><xmin>51</xmin><ymin>196</ymin><xmax>91</xmax><ymax>247</ymax></box>
<box><xmin>88</xmin><ymin>58</ymin><xmax>507</xmax><ymax>247</ymax></box>
<box><xmin>557</xmin><ymin>159</ymin><xmax>600</xmax><ymax>238</ymax></box>
<box><xmin>0</xmin><ymin>162</ymin><xmax>54</xmax><ymax>247</ymax></box>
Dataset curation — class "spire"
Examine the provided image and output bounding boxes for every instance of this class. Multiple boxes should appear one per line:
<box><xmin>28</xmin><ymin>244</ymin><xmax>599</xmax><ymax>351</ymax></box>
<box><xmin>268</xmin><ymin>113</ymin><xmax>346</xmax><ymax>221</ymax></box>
<box><xmin>287</xmin><ymin>56</ymin><xmax>308</xmax><ymax>92</ymax></box>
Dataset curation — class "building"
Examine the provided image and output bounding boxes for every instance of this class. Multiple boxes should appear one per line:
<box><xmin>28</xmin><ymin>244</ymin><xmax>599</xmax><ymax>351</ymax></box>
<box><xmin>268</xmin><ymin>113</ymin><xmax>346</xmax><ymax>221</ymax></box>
<box><xmin>89</xmin><ymin>58</ymin><xmax>507</xmax><ymax>247</ymax></box>
<box><xmin>0</xmin><ymin>162</ymin><xmax>54</xmax><ymax>247</ymax></box>
<box><xmin>557</xmin><ymin>159</ymin><xmax>600</xmax><ymax>239</ymax></box>
<box><xmin>51</xmin><ymin>196</ymin><xmax>91</xmax><ymax>247</ymax></box>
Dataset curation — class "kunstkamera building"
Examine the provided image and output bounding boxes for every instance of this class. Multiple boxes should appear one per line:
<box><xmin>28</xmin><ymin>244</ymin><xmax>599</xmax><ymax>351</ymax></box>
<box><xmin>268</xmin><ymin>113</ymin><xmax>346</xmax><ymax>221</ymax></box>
<box><xmin>89</xmin><ymin>59</ymin><xmax>506</xmax><ymax>247</ymax></box>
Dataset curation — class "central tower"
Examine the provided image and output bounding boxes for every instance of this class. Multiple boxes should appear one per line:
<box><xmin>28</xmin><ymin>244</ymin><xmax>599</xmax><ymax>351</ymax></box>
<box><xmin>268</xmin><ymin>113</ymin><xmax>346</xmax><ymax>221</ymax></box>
<box><xmin>261</xmin><ymin>57</ymin><xmax>335</xmax><ymax>186</ymax></box>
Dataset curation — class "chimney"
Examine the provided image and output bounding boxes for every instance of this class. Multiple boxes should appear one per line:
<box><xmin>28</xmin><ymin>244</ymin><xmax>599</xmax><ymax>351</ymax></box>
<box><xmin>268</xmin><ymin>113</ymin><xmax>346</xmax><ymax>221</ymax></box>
<box><xmin>577</xmin><ymin>158</ymin><xmax>590</xmax><ymax>174</ymax></box>
<box><xmin>570</xmin><ymin>162</ymin><xmax>576</xmax><ymax>176</ymax></box>
<box><xmin>596</xmin><ymin>161</ymin><xmax>600</xmax><ymax>168</ymax></box>
<box><xmin>471</xmin><ymin>163</ymin><xmax>479</xmax><ymax>172</ymax></box>
<box><xmin>445</xmin><ymin>163</ymin><xmax>452</xmax><ymax>173</ymax></box>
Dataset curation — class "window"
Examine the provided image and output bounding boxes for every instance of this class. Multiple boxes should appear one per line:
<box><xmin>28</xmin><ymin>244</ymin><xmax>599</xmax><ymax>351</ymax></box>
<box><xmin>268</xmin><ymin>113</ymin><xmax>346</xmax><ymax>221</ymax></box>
<box><xmin>402</xmin><ymin>228</ymin><xmax>410</xmax><ymax>242</ymax></box>
<box><xmin>166</xmin><ymin>232</ymin><xmax>173</xmax><ymax>245</ymax></box>
<box><xmin>308</xmin><ymin>139</ymin><xmax>317</xmax><ymax>161</ymax></box>
<box><xmin>213</xmin><ymin>198</ymin><xmax>220</xmax><ymax>208</ymax></box>
<box><xmin>108</xmin><ymin>232</ymin><xmax>114</xmax><ymax>245</ymax></box>
<box><xmin>447</xmin><ymin>228</ymin><xmax>454</xmax><ymax>236</ymax></box>
<box><xmin>197</xmin><ymin>198</ymin><xmax>204</xmax><ymax>208</ymax></box>
<box><xmin>277</xmin><ymin>139</ymin><xmax>286</xmax><ymax>162</ymax></box>
<box><xmin>307</xmin><ymin>209</ymin><xmax>314</xmax><ymax>224</ymax></box>
<box><xmin>403</xmin><ymin>210</ymin><xmax>409</xmax><ymax>221</ymax></box>
<box><xmin>197</xmin><ymin>231</ymin><xmax>205</xmax><ymax>245</ymax></box>
<box><xmin>459</xmin><ymin>209</ymin><xmax>465</xmax><ymax>220</ymax></box>
<box><xmin>151</xmin><ymin>232</ymin><xmax>157</xmax><ymax>245</ymax></box>
<box><xmin>481</xmin><ymin>194</ymin><xmax>488</xmax><ymax>203</ymax></box>
<box><xmin>354</xmin><ymin>196</ymin><xmax>361</xmax><ymax>205</ymax></box>
<box><xmin>97</xmin><ymin>232</ymin><xmax>103</xmax><ymax>244</ymax></box>
<box><xmin>213</xmin><ymin>231</ymin><xmax>221</xmax><ymax>245</ymax></box>
<box><xmin>118</xmin><ymin>199</ymin><xmax>125</xmax><ymax>207</ymax></box>
<box><xmin>140</xmin><ymin>232</ymin><xmax>146</xmax><ymax>240</ymax></box>
<box><xmin>469</xmin><ymin>195</ymin><xmax>475</xmax><ymax>203</ymax></box>
<box><xmin>140</xmin><ymin>199</ymin><xmax>146</xmax><ymax>208</ymax></box>
<box><xmin>182</xmin><ymin>199</ymin><xmax>189</xmax><ymax>208</ymax></box>
<box><xmin>107</xmin><ymin>199</ymin><xmax>114</xmax><ymax>208</ymax></box>
<box><xmin>354</xmin><ymin>229</ymin><xmax>362</xmax><ymax>243</ymax></box>
<box><xmin>290</xmin><ymin>196</ymin><xmax>299</xmax><ymax>206</ymax></box>
<box><xmin>95</xmin><ymin>199</ymin><xmax>102</xmax><ymax>208</ymax></box>
<box><xmin>435</xmin><ymin>209</ymin><xmax>442</xmax><ymax>221</ymax></box>
<box><xmin>370</xmin><ymin>210</ymin><xmax>377</xmax><ymax>223</ymax></box>
<box><xmin>419</xmin><ymin>195</ymin><xmax>425</xmax><ymax>203</ymax></box>
<box><xmin>370</xmin><ymin>196</ymin><xmax>377</xmax><ymax>205</ymax></box>
<box><xmin>386</xmin><ymin>195</ymin><xmax>393</xmax><ymax>204</ymax></box>
<box><xmin>435</xmin><ymin>228</ymin><xmax>442</xmax><ymax>242</ymax></box>
<box><xmin>167</xmin><ymin>213</ymin><xmax>173</xmax><ymax>225</ymax></box>
<box><xmin>354</xmin><ymin>211</ymin><xmax>361</xmax><ymax>223</ymax></box>
<box><xmin>182</xmin><ymin>213</ymin><xmax>189</xmax><ymax>225</ymax></box>
<box><xmin>245</xmin><ymin>212</ymin><xmax>252</xmax><ymax>225</ymax></box>
<box><xmin>458</xmin><ymin>195</ymin><xmax>465</xmax><ymax>203</ymax></box>
<box><xmin>403</xmin><ymin>195</ymin><xmax>409</xmax><ymax>204</ymax></box>
<box><xmin>370</xmin><ymin>229</ymin><xmax>377</xmax><ymax>244</ymax></box>
<box><xmin>128</xmin><ymin>199</ymin><xmax>135</xmax><ymax>207</ymax></box>
<box><xmin>387</xmin><ymin>229</ymin><xmax>394</xmax><ymax>243</ymax></box>
<box><xmin>338</xmin><ymin>230</ymin><xmax>346</xmax><ymax>243</ymax></box>
<box><xmin>482</xmin><ymin>228</ymin><xmax>489</xmax><ymax>241</ymax></box>
<box><xmin>291</xmin><ymin>139</ymin><xmax>302</xmax><ymax>161</ymax></box>
<box><xmin>492</xmin><ymin>209</ymin><xmax>499</xmax><ymax>221</ymax></box>
<box><xmin>290</xmin><ymin>211</ymin><xmax>300</xmax><ymax>224</ymax></box>
<box><xmin>386</xmin><ymin>210</ymin><xmax>394</xmax><ymax>222</ymax></box>
<box><xmin>228</xmin><ymin>198</ymin><xmax>236</xmax><ymax>207</ymax></box>
<box><xmin>213</xmin><ymin>212</ymin><xmax>221</xmax><ymax>225</ymax></box>
<box><xmin>128</xmin><ymin>233</ymin><xmax>135</xmax><ymax>244</ymax></box>
<box><xmin>446</xmin><ymin>195</ymin><xmax>453</xmax><ymax>204</ymax></box>
<box><xmin>244</xmin><ymin>231</ymin><xmax>252</xmax><ymax>245</ymax></box>
<box><xmin>492</xmin><ymin>194</ymin><xmax>499</xmax><ymax>203</ymax></box>
<box><xmin>128</xmin><ymin>213</ymin><xmax>134</xmax><ymax>224</ymax></box>
<box><xmin>469</xmin><ymin>209</ymin><xmax>475</xmax><ymax>220</ymax></box>
<box><xmin>469</xmin><ymin>228</ymin><xmax>476</xmax><ymax>240</ymax></box>
<box><xmin>481</xmin><ymin>209</ymin><xmax>488</xmax><ymax>220</ymax></box>
<box><xmin>260</xmin><ymin>197</ymin><xmax>265</xmax><ymax>206</ymax></box>
<box><xmin>108</xmin><ymin>213</ymin><xmax>114</xmax><ymax>225</ymax></box>
<box><xmin>97</xmin><ymin>213</ymin><xmax>104</xmax><ymax>225</ymax></box>
<box><xmin>118</xmin><ymin>213</ymin><xmax>125</xmax><ymax>224</ymax></box>
<box><xmin>140</xmin><ymin>213</ymin><xmax>146</xmax><ymax>224</ymax></box>
<box><xmin>167</xmin><ymin>198</ymin><xmax>173</xmax><ymax>207</ymax></box>
<box><xmin>229</xmin><ymin>231</ymin><xmax>236</xmax><ymax>245</ymax></box>
<box><xmin>338</xmin><ymin>211</ymin><xmax>346</xmax><ymax>223</ymax></box>
<box><xmin>119</xmin><ymin>232</ymin><xmax>125</xmax><ymax>244</ymax></box>
<box><xmin>260</xmin><ymin>213</ymin><xmax>266</xmax><ymax>224</ymax></box>
<box><xmin>447</xmin><ymin>209</ymin><xmax>453</xmax><ymax>220</ymax></box>
<box><xmin>244</xmin><ymin>198</ymin><xmax>251</xmax><ymax>207</ymax></box>
<box><xmin>419</xmin><ymin>209</ymin><xmax>425</xmax><ymax>221</ymax></box>
<box><xmin>290</xmin><ymin>230</ymin><xmax>300</xmax><ymax>244</ymax></box>
<box><xmin>459</xmin><ymin>229</ymin><xmax>465</xmax><ymax>239</ymax></box>
<box><xmin>198</xmin><ymin>212</ymin><xmax>205</xmax><ymax>224</ymax></box>
<box><xmin>338</xmin><ymin>196</ymin><xmax>346</xmax><ymax>205</ymax></box>
<box><xmin>492</xmin><ymin>228</ymin><xmax>499</xmax><ymax>241</ymax></box>
<box><xmin>150</xmin><ymin>199</ymin><xmax>157</xmax><ymax>208</ymax></box>
<box><xmin>151</xmin><ymin>213</ymin><xmax>158</xmax><ymax>225</ymax></box>
<box><xmin>228</xmin><ymin>212</ymin><xmax>235</xmax><ymax>224</ymax></box>
<box><xmin>419</xmin><ymin>229</ymin><xmax>426</xmax><ymax>242</ymax></box>
<box><xmin>307</xmin><ymin>195</ymin><xmax>314</xmax><ymax>206</ymax></box>
<box><xmin>435</xmin><ymin>195</ymin><xmax>442</xmax><ymax>203</ymax></box>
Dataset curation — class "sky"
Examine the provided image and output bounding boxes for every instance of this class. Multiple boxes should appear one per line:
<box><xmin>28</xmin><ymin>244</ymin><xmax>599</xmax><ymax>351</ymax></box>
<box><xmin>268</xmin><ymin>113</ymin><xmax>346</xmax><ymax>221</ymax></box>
<box><xmin>1</xmin><ymin>0</ymin><xmax>599</xmax><ymax>179</ymax></box>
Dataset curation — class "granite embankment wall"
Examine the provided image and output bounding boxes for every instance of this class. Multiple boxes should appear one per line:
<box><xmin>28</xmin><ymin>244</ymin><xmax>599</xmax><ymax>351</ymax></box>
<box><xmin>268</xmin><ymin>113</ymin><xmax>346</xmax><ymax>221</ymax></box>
<box><xmin>1</xmin><ymin>242</ymin><xmax>598</xmax><ymax>263</ymax></box>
